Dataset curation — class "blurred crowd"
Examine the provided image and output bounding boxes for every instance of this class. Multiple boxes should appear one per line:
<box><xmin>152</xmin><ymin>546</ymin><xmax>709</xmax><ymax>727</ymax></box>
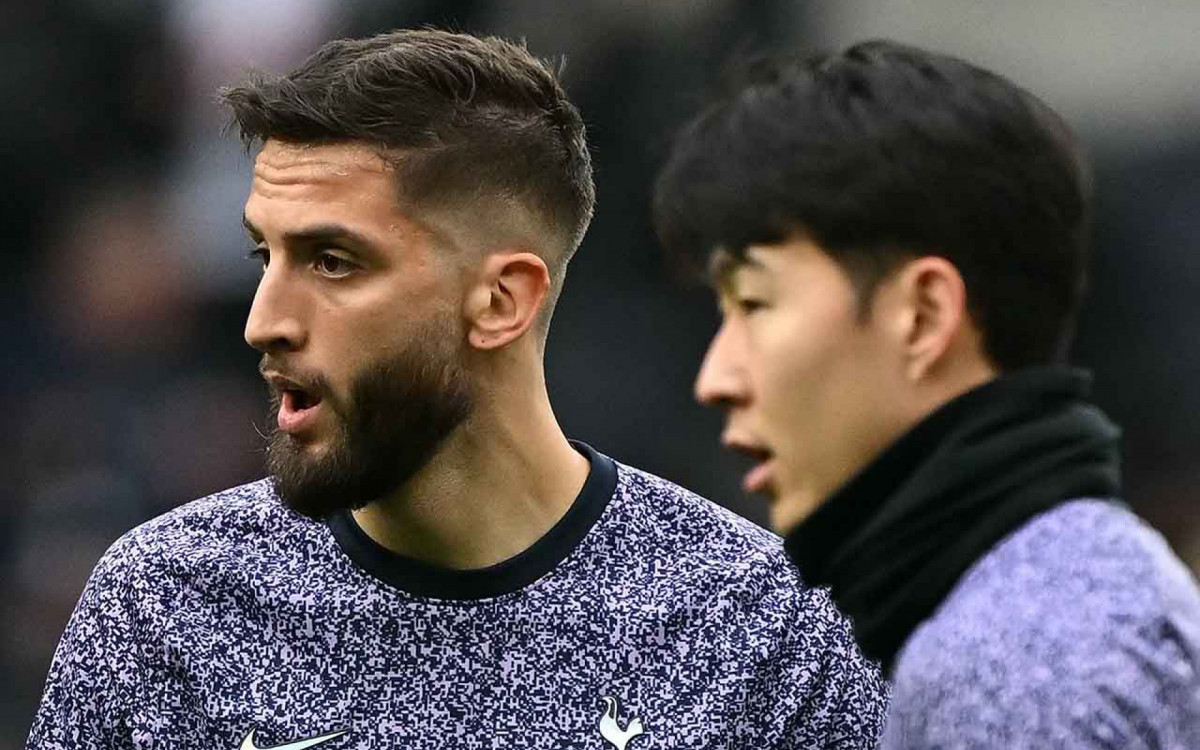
<box><xmin>3</xmin><ymin>1</ymin><xmax>1198</xmax><ymax>744</ymax></box>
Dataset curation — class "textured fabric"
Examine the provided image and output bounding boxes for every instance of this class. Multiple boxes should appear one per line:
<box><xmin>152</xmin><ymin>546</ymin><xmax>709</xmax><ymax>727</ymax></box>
<box><xmin>785</xmin><ymin>367</ymin><xmax>1121</xmax><ymax>673</ymax></box>
<box><xmin>28</xmin><ymin>451</ymin><xmax>888</xmax><ymax>749</ymax></box>
<box><xmin>884</xmin><ymin>499</ymin><xmax>1200</xmax><ymax>749</ymax></box>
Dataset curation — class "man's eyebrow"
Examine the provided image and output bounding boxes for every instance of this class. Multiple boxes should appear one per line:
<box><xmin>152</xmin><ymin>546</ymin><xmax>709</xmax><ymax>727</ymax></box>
<box><xmin>706</xmin><ymin>249</ymin><xmax>764</xmax><ymax>288</ymax></box>
<box><xmin>242</xmin><ymin>214</ymin><xmax>373</xmax><ymax>248</ymax></box>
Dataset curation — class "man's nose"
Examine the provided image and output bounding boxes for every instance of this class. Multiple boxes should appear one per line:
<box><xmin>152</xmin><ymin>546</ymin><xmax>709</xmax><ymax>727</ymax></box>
<box><xmin>244</xmin><ymin>268</ymin><xmax>307</xmax><ymax>353</ymax></box>
<box><xmin>694</xmin><ymin>322</ymin><xmax>749</xmax><ymax>409</ymax></box>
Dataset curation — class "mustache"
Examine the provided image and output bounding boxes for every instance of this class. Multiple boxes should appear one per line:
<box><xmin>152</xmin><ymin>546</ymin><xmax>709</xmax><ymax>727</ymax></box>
<box><xmin>258</xmin><ymin>356</ymin><xmax>331</xmax><ymax>395</ymax></box>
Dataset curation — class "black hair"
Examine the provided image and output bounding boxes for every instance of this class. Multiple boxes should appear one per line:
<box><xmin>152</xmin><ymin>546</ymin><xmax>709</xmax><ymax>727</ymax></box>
<box><xmin>654</xmin><ymin>39</ymin><xmax>1092</xmax><ymax>370</ymax></box>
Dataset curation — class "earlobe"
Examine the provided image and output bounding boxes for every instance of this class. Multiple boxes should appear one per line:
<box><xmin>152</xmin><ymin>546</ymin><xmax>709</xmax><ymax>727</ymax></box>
<box><xmin>466</xmin><ymin>252</ymin><xmax>550</xmax><ymax>351</ymax></box>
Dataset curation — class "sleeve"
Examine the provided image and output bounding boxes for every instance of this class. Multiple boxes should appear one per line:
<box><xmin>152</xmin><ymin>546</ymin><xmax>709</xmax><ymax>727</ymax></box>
<box><xmin>26</xmin><ymin>536</ymin><xmax>147</xmax><ymax>750</ymax></box>
<box><xmin>881</xmin><ymin>612</ymin><xmax>1200</xmax><ymax>750</ymax></box>
<box><xmin>736</xmin><ymin>570</ymin><xmax>891</xmax><ymax>749</ymax></box>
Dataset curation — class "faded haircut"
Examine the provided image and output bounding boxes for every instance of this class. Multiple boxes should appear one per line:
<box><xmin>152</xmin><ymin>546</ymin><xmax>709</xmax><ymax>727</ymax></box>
<box><xmin>222</xmin><ymin>28</ymin><xmax>595</xmax><ymax>330</ymax></box>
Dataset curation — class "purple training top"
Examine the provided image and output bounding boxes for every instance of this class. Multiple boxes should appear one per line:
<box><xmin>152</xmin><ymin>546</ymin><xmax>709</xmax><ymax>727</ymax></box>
<box><xmin>884</xmin><ymin>499</ymin><xmax>1200</xmax><ymax>748</ymax></box>
<box><xmin>28</xmin><ymin>443</ymin><xmax>888</xmax><ymax>749</ymax></box>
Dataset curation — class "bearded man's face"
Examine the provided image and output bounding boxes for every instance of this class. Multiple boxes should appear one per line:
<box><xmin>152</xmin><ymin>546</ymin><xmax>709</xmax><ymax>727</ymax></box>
<box><xmin>243</xmin><ymin>142</ymin><xmax>475</xmax><ymax>519</ymax></box>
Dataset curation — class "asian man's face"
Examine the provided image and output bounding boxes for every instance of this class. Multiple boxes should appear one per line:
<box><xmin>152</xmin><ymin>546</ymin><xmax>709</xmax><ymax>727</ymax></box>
<box><xmin>695</xmin><ymin>237</ymin><xmax>913</xmax><ymax>533</ymax></box>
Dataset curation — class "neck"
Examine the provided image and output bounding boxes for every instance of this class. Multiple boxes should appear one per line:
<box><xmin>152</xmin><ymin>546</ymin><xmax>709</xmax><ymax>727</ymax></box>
<box><xmin>351</xmin><ymin>364</ymin><xmax>589</xmax><ymax>570</ymax></box>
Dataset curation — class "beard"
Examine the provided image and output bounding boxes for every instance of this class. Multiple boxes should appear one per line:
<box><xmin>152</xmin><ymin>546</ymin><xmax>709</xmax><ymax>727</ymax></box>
<box><xmin>262</xmin><ymin>326</ymin><xmax>474</xmax><ymax>520</ymax></box>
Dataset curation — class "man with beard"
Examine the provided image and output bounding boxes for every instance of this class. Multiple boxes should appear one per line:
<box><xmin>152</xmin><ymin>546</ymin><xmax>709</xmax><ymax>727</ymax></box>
<box><xmin>27</xmin><ymin>30</ymin><xmax>887</xmax><ymax>749</ymax></box>
<box><xmin>654</xmin><ymin>40</ymin><xmax>1200</xmax><ymax>747</ymax></box>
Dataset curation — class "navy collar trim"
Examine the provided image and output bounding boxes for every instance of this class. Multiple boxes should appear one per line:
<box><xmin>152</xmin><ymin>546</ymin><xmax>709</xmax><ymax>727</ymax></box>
<box><xmin>328</xmin><ymin>441</ymin><xmax>617</xmax><ymax>600</ymax></box>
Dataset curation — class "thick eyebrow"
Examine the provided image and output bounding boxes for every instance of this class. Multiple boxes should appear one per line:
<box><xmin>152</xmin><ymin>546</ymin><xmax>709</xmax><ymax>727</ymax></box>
<box><xmin>241</xmin><ymin>213</ymin><xmax>374</xmax><ymax>249</ymax></box>
<box><xmin>707</xmin><ymin>249</ymin><xmax>765</xmax><ymax>289</ymax></box>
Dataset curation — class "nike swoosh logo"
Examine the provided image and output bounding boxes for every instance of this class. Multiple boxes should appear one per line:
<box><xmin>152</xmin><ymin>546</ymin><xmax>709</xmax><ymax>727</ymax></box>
<box><xmin>240</xmin><ymin>728</ymin><xmax>346</xmax><ymax>750</ymax></box>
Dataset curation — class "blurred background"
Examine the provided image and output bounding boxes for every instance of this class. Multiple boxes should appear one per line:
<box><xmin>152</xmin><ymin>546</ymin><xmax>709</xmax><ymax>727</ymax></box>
<box><xmin>3</xmin><ymin>0</ymin><xmax>1199</xmax><ymax>742</ymax></box>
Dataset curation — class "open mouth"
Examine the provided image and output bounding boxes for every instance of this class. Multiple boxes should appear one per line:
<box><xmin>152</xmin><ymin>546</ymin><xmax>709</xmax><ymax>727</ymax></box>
<box><xmin>283</xmin><ymin>387</ymin><xmax>321</xmax><ymax>413</ymax></box>
<box><xmin>277</xmin><ymin>385</ymin><xmax>324</xmax><ymax>433</ymax></box>
<box><xmin>728</xmin><ymin>443</ymin><xmax>777</xmax><ymax>495</ymax></box>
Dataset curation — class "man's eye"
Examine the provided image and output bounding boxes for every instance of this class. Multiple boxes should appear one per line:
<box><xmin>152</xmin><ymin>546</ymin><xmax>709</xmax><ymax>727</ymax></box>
<box><xmin>247</xmin><ymin>246</ymin><xmax>269</xmax><ymax>268</ymax></box>
<box><xmin>315</xmin><ymin>252</ymin><xmax>355</xmax><ymax>278</ymax></box>
<box><xmin>736</xmin><ymin>299</ymin><xmax>767</xmax><ymax>314</ymax></box>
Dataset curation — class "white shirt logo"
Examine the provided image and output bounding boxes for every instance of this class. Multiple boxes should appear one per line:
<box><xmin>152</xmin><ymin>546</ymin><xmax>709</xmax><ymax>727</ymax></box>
<box><xmin>239</xmin><ymin>728</ymin><xmax>346</xmax><ymax>750</ymax></box>
<box><xmin>599</xmin><ymin>696</ymin><xmax>645</xmax><ymax>750</ymax></box>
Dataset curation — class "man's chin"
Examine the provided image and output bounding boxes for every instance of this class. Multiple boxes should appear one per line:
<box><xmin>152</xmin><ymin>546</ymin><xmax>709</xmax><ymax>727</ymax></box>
<box><xmin>266</xmin><ymin>439</ymin><xmax>356</xmax><ymax>519</ymax></box>
<box><xmin>277</xmin><ymin>432</ymin><xmax>332</xmax><ymax>458</ymax></box>
<box><xmin>269</xmin><ymin>473</ymin><xmax>363</xmax><ymax>521</ymax></box>
<box><xmin>769</xmin><ymin>488</ymin><xmax>823</xmax><ymax>535</ymax></box>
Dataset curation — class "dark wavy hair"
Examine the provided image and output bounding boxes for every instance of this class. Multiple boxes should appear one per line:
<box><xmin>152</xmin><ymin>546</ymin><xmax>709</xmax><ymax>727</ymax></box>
<box><xmin>654</xmin><ymin>40</ymin><xmax>1093</xmax><ymax>370</ymax></box>
<box><xmin>222</xmin><ymin>28</ymin><xmax>595</xmax><ymax>322</ymax></box>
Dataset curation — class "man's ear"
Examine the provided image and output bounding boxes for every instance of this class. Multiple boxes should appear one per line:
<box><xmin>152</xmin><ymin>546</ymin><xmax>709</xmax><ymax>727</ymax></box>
<box><xmin>890</xmin><ymin>257</ymin><xmax>969</xmax><ymax>382</ymax></box>
<box><xmin>463</xmin><ymin>252</ymin><xmax>551</xmax><ymax>350</ymax></box>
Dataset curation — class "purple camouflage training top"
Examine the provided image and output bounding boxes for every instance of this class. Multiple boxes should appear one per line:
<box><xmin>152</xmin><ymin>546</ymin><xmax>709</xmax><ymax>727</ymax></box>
<box><xmin>884</xmin><ymin>499</ymin><xmax>1200</xmax><ymax>748</ymax></box>
<box><xmin>28</xmin><ymin>443</ymin><xmax>888</xmax><ymax>749</ymax></box>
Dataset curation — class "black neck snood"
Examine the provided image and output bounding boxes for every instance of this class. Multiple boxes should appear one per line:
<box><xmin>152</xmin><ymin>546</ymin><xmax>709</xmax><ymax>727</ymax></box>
<box><xmin>785</xmin><ymin>367</ymin><xmax>1122</xmax><ymax>674</ymax></box>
